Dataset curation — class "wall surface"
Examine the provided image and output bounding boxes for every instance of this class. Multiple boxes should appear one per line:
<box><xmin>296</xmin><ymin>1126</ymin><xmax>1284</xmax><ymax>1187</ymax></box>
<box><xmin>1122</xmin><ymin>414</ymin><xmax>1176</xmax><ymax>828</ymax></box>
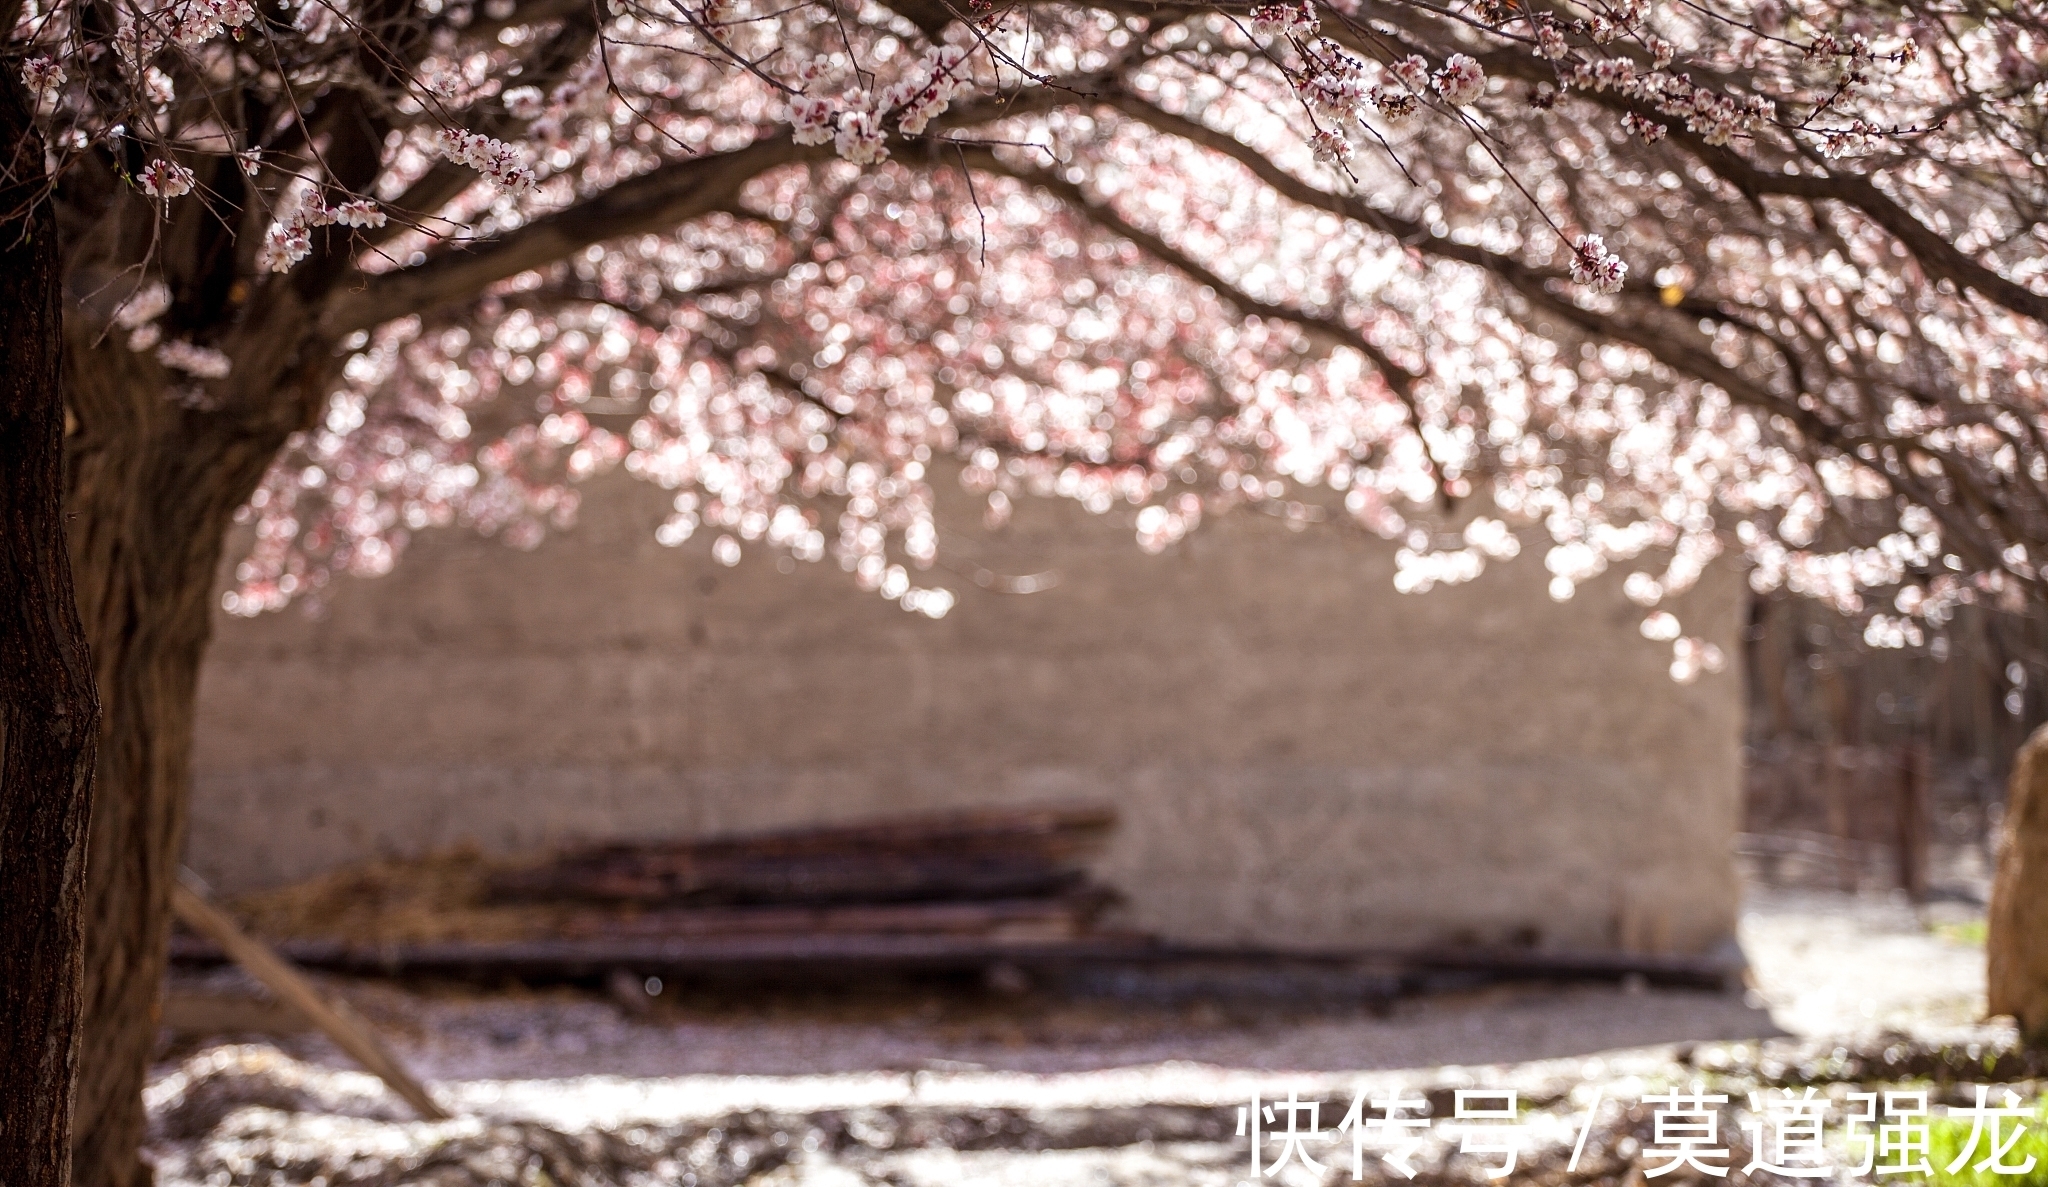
<box><xmin>187</xmin><ymin>476</ymin><xmax>1747</xmax><ymax>953</ymax></box>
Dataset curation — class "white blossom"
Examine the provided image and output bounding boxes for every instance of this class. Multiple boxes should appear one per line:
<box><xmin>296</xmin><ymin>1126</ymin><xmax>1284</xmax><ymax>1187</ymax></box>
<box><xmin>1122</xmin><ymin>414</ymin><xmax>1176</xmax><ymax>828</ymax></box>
<box><xmin>1822</xmin><ymin>120</ymin><xmax>1878</xmax><ymax>158</ymax></box>
<box><xmin>258</xmin><ymin>204</ymin><xmax>316</xmax><ymax>273</ymax></box>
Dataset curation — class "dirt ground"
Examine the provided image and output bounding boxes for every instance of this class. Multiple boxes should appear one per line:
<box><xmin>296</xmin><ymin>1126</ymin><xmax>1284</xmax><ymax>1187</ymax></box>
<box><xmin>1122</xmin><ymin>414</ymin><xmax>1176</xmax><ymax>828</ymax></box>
<box><xmin>144</xmin><ymin>885</ymin><xmax>2016</xmax><ymax>1185</ymax></box>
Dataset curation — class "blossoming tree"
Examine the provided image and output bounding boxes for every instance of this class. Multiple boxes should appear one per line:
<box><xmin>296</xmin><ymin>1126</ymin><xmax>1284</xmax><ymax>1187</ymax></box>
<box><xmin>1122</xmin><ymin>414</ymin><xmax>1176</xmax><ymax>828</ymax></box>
<box><xmin>9</xmin><ymin>0</ymin><xmax>2048</xmax><ymax>1174</ymax></box>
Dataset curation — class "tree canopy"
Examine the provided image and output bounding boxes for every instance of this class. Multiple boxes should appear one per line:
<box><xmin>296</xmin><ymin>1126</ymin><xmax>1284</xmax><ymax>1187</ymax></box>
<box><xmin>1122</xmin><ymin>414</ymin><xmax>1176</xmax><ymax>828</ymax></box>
<box><xmin>14</xmin><ymin>0</ymin><xmax>2048</xmax><ymax>678</ymax></box>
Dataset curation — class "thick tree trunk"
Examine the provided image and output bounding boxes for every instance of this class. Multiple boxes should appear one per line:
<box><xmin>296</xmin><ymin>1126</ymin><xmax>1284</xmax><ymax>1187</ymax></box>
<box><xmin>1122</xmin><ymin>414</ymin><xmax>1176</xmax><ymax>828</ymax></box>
<box><xmin>1989</xmin><ymin>723</ymin><xmax>2048</xmax><ymax>1043</ymax></box>
<box><xmin>0</xmin><ymin>73</ymin><xmax>102</xmax><ymax>1187</ymax></box>
<box><xmin>61</xmin><ymin>330</ymin><xmax>303</xmax><ymax>1187</ymax></box>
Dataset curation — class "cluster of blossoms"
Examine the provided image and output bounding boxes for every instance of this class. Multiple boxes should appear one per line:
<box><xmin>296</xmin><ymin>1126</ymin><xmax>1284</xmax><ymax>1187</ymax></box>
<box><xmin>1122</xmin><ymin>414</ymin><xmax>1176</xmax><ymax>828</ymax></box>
<box><xmin>1290</xmin><ymin>46</ymin><xmax>1494</xmax><ymax>180</ymax></box>
<box><xmin>1249</xmin><ymin>1</ymin><xmax>1319</xmax><ymax>38</ymax></box>
<box><xmin>1570</xmin><ymin>234</ymin><xmax>1628</xmax><ymax>294</ymax></box>
<box><xmin>1299</xmin><ymin>46</ymin><xmax>1372</xmax><ymax>121</ymax></box>
<box><xmin>1821</xmin><ymin>119</ymin><xmax>1880</xmax><ymax>159</ymax></box>
<box><xmin>165</xmin><ymin>0</ymin><xmax>257</xmax><ymax>50</ymax></box>
<box><xmin>1386</xmin><ymin>54</ymin><xmax>1431</xmax><ymax>92</ymax></box>
<box><xmin>259</xmin><ymin>214</ymin><xmax>313</xmax><ymax>273</ymax></box>
<box><xmin>1634</xmin><ymin>75</ymin><xmax>1775</xmax><ymax>146</ymax></box>
<box><xmin>788</xmin><ymin>45</ymin><xmax>974</xmax><ymax>163</ymax></box>
<box><xmin>1296</xmin><ymin>47</ymin><xmax>1450</xmax><ymax>133</ymax></box>
<box><xmin>1538</xmin><ymin>33</ymin><xmax>1774</xmax><ymax>147</ymax></box>
<box><xmin>880</xmin><ymin>45</ymin><xmax>971</xmax><ymax>137</ymax></box>
<box><xmin>433</xmin><ymin>128</ymin><xmax>538</xmax><ymax>196</ymax></box>
<box><xmin>258</xmin><ymin>194</ymin><xmax>388</xmax><ymax>273</ymax></box>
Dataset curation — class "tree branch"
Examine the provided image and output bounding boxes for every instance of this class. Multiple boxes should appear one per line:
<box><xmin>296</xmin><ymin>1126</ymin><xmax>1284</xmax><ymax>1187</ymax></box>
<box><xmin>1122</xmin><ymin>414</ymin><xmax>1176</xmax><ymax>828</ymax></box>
<box><xmin>322</xmin><ymin>135</ymin><xmax>816</xmax><ymax>334</ymax></box>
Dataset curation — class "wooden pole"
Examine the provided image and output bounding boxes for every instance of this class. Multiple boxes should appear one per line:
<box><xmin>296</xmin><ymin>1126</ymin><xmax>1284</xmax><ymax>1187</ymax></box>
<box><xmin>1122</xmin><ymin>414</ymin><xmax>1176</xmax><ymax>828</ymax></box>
<box><xmin>170</xmin><ymin>870</ymin><xmax>450</xmax><ymax>1120</ymax></box>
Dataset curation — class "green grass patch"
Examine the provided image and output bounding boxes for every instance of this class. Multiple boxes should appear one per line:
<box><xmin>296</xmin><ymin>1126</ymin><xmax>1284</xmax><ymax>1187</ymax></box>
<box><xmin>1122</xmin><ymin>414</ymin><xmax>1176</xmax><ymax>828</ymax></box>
<box><xmin>1916</xmin><ymin>1097</ymin><xmax>2048</xmax><ymax>1187</ymax></box>
<box><xmin>1932</xmin><ymin>919</ymin><xmax>1989</xmax><ymax>947</ymax></box>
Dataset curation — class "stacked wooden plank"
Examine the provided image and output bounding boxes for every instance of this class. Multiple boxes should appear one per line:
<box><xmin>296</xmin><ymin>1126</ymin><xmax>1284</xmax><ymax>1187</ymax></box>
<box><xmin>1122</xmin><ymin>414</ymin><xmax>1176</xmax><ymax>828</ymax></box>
<box><xmin>475</xmin><ymin>804</ymin><xmax>1131</xmax><ymax>963</ymax></box>
<box><xmin>489</xmin><ymin>804</ymin><xmax>1118</xmax><ymax>910</ymax></box>
<box><xmin>174</xmin><ymin>804</ymin><xmax>1147</xmax><ymax>979</ymax></box>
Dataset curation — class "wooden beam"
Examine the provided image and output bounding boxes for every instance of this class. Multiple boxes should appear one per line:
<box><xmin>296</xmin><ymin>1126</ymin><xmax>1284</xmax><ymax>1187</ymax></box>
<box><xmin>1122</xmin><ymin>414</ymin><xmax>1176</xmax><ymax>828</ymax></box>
<box><xmin>171</xmin><ymin>871</ymin><xmax>451</xmax><ymax>1121</ymax></box>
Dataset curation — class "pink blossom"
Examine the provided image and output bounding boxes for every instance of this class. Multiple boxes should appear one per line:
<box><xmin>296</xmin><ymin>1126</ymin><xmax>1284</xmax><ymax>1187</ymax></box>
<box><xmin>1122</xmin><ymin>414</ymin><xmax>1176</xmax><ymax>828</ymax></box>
<box><xmin>1372</xmin><ymin>88</ymin><xmax>1419</xmax><ymax>120</ymax></box>
<box><xmin>1621</xmin><ymin>112</ymin><xmax>1667</xmax><ymax>142</ymax></box>
<box><xmin>22</xmin><ymin>57</ymin><xmax>65</xmax><ymax>106</ymax></box>
<box><xmin>1248</xmin><ymin>1</ymin><xmax>1318</xmax><ymax>38</ymax></box>
<box><xmin>1822</xmin><ymin>120</ymin><xmax>1877</xmax><ymax>158</ymax></box>
<box><xmin>1308</xmin><ymin>127</ymin><xmax>1353</xmax><ymax>163</ymax></box>
<box><xmin>789</xmin><ymin>95</ymin><xmax>836</xmax><ymax>145</ymax></box>
<box><xmin>1302</xmin><ymin>71</ymin><xmax>1368</xmax><ymax>122</ymax></box>
<box><xmin>331</xmin><ymin>199</ymin><xmax>388</xmax><ymax>228</ymax></box>
<box><xmin>258</xmin><ymin>201</ymin><xmax>322</xmax><ymax>273</ymax></box>
<box><xmin>503</xmin><ymin>86</ymin><xmax>545</xmax><ymax>119</ymax></box>
<box><xmin>434</xmin><ymin>128</ymin><xmax>538</xmax><ymax>196</ymax></box>
<box><xmin>1570</xmin><ymin>234</ymin><xmax>1628</xmax><ymax>294</ymax></box>
<box><xmin>1431</xmin><ymin>53</ymin><xmax>1485</xmax><ymax>106</ymax></box>
<box><xmin>169</xmin><ymin>0</ymin><xmax>258</xmax><ymax>48</ymax></box>
<box><xmin>155</xmin><ymin>340</ymin><xmax>233</xmax><ymax>378</ymax></box>
<box><xmin>1388</xmin><ymin>55</ymin><xmax>1431</xmax><ymax>92</ymax></box>
<box><xmin>138</xmin><ymin>159</ymin><xmax>196</xmax><ymax>200</ymax></box>
<box><xmin>832</xmin><ymin>98</ymin><xmax>887</xmax><ymax>164</ymax></box>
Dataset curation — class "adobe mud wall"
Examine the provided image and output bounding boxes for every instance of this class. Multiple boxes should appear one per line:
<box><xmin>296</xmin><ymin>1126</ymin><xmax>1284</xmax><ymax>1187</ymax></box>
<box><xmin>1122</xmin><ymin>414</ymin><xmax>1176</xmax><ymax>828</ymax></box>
<box><xmin>187</xmin><ymin>477</ymin><xmax>1745</xmax><ymax>953</ymax></box>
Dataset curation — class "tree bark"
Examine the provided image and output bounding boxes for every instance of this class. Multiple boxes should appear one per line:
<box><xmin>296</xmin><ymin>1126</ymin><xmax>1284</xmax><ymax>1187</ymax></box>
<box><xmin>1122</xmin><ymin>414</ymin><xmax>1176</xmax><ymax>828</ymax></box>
<box><xmin>61</xmin><ymin>330</ymin><xmax>304</xmax><ymax>1187</ymax></box>
<box><xmin>1989</xmin><ymin>722</ymin><xmax>2048</xmax><ymax>1043</ymax></box>
<box><xmin>0</xmin><ymin>72</ymin><xmax>102</xmax><ymax>1187</ymax></box>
